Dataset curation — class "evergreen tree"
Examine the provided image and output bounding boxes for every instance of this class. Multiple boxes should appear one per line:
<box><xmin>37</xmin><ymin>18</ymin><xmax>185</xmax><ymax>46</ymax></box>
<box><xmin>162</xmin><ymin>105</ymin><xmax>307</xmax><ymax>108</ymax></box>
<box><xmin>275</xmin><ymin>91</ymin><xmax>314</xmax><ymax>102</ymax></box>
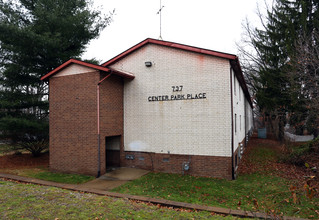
<box><xmin>239</xmin><ymin>0</ymin><xmax>319</xmax><ymax>138</ymax></box>
<box><xmin>0</xmin><ymin>0</ymin><xmax>112</xmax><ymax>150</ymax></box>
<box><xmin>294</xmin><ymin>1</ymin><xmax>319</xmax><ymax>137</ymax></box>
<box><xmin>252</xmin><ymin>0</ymin><xmax>297</xmax><ymax>139</ymax></box>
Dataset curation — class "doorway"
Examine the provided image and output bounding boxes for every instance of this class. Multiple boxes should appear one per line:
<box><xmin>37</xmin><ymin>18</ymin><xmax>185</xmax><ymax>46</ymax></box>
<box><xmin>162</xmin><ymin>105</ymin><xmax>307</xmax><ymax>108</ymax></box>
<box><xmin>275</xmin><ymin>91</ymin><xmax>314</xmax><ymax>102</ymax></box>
<box><xmin>105</xmin><ymin>135</ymin><xmax>121</xmax><ymax>170</ymax></box>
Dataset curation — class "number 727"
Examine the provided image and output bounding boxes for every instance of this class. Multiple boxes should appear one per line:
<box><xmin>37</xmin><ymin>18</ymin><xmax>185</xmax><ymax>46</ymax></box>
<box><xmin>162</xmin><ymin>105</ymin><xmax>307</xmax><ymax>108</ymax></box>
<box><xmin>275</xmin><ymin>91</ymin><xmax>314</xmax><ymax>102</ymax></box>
<box><xmin>172</xmin><ymin>85</ymin><xmax>183</xmax><ymax>92</ymax></box>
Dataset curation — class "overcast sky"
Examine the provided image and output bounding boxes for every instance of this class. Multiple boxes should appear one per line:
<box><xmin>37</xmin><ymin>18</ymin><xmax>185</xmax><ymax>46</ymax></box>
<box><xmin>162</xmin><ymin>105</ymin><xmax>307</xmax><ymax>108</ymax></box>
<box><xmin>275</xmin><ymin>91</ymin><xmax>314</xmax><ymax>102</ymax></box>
<box><xmin>83</xmin><ymin>0</ymin><xmax>272</xmax><ymax>63</ymax></box>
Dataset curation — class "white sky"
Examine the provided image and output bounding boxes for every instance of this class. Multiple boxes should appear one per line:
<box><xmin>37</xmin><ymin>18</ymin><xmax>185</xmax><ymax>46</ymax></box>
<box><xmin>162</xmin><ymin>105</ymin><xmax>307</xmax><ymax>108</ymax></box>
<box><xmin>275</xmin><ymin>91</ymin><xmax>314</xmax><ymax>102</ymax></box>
<box><xmin>83</xmin><ymin>0</ymin><xmax>272</xmax><ymax>63</ymax></box>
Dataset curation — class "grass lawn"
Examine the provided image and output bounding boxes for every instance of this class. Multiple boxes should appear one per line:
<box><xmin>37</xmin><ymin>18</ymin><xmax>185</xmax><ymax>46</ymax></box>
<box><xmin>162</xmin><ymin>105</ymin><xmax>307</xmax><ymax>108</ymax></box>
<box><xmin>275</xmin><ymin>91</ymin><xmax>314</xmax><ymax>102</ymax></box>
<box><xmin>1</xmin><ymin>138</ymin><xmax>318</xmax><ymax>218</ymax></box>
<box><xmin>0</xmin><ymin>180</ymin><xmax>239</xmax><ymax>219</ymax></box>
<box><xmin>0</xmin><ymin>143</ymin><xmax>94</xmax><ymax>184</ymax></box>
<box><xmin>111</xmin><ymin>139</ymin><xmax>319</xmax><ymax>219</ymax></box>
<box><xmin>112</xmin><ymin>172</ymin><xmax>319</xmax><ymax>218</ymax></box>
<box><xmin>22</xmin><ymin>168</ymin><xmax>95</xmax><ymax>184</ymax></box>
<box><xmin>0</xmin><ymin>144</ymin><xmax>12</xmax><ymax>155</ymax></box>
<box><xmin>1</xmin><ymin>167</ymin><xmax>95</xmax><ymax>184</ymax></box>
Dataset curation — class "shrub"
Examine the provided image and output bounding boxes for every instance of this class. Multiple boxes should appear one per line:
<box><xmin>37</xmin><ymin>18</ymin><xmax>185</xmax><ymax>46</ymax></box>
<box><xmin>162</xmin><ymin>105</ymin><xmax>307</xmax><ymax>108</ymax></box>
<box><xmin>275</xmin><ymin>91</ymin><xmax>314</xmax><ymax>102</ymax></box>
<box><xmin>12</xmin><ymin>140</ymin><xmax>49</xmax><ymax>157</ymax></box>
<box><xmin>281</xmin><ymin>137</ymin><xmax>319</xmax><ymax>166</ymax></box>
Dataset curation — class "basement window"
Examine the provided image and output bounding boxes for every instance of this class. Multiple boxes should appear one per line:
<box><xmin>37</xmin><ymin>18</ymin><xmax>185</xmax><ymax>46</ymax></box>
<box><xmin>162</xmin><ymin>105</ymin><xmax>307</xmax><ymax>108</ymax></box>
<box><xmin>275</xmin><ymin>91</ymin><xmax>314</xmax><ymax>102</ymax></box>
<box><xmin>235</xmin><ymin>154</ymin><xmax>238</xmax><ymax>167</ymax></box>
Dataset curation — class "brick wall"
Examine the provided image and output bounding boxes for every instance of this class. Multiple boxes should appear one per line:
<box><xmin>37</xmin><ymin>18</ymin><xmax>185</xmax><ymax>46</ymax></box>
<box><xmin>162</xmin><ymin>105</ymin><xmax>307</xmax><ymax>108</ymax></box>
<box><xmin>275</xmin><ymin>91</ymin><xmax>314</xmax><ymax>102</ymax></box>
<box><xmin>49</xmin><ymin>71</ymin><xmax>99</xmax><ymax>175</ymax></box>
<box><xmin>49</xmin><ymin>71</ymin><xmax>124</xmax><ymax>176</ymax></box>
<box><xmin>121</xmin><ymin>151</ymin><xmax>232</xmax><ymax>179</ymax></box>
<box><xmin>99</xmin><ymin>74</ymin><xmax>124</xmax><ymax>174</ymax></box>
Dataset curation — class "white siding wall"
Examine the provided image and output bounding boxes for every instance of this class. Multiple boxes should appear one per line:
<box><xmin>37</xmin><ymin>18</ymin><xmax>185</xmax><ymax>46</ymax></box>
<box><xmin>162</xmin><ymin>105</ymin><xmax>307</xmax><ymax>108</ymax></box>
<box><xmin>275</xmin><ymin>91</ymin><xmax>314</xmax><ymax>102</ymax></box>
<box><xmin>245</xmin><ymin>99</ymin><xmax>254</xmax><ymax>134</ymax></box>
<box><xmin>232</xmin><ymin>70</ymin><xmax>246</xmax><ymax>153</ymax></box>
<box><xmin>53</xmin><ymin>64</ymin><xmax>97</xmax><ymax>77</ymax></box>
<box><xmin>110</xmin><ymin>44</ymin><xmax>233</xmax><ymax>157</ymax></box>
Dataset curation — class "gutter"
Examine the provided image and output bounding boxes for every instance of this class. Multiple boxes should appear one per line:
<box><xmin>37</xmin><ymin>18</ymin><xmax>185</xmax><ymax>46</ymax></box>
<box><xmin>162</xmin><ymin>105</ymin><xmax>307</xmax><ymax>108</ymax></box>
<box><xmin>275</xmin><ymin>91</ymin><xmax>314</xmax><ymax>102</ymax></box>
<box><xmin>97</xmin><ymin>73</ymin><xmax>112</xmax><ymax>178</ymax></box>
<box><xmin>230</xmin><ymin>66</ymin><xmax>235</xmax><ymax>180</ymax></box>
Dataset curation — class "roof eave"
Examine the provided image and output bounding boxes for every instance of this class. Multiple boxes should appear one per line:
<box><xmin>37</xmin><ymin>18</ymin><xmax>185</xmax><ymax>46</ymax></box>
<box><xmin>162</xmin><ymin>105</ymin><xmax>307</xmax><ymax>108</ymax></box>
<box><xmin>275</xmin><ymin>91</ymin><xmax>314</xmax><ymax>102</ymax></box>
<box><xmin>102</xmin><ymin>38</ymin><xmax>237</xmax><ymax>67</ymax></box>
<box><xmin>41</xmin><ymin>59</ymin><xmax>111</xmax><ymax>81</ymax></box>
<box><xmin>41</xmin><ymin>59</ymin><xmax>134</xmax><ymax>81</ymax></box>
<box><xmin>230</xmin><ymin>58</ymin><xmax>253</xmax><ymax>108</ymax></box>
<box><xmin>110</xmin><ymin>68</ymin><xmax>135</xmax><ymax>80</ymax></box>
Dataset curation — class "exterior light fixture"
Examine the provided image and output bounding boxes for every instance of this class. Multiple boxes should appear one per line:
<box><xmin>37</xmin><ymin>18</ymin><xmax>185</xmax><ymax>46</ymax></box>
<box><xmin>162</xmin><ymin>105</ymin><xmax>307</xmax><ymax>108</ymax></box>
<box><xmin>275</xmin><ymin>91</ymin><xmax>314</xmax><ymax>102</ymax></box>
<box><xmin>145</xmin><ymin>61</ymin><xmax>152</xmax><ymax>67</ymax></box>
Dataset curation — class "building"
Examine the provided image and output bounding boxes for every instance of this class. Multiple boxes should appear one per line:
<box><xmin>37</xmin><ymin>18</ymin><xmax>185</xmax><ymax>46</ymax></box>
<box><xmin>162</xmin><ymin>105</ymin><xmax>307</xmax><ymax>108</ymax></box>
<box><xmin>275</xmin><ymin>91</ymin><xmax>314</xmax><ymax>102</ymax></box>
<box><xmin>41</xmin><ymin>38</ymin><xmax>253</xmax><ymax>180</ymax></box>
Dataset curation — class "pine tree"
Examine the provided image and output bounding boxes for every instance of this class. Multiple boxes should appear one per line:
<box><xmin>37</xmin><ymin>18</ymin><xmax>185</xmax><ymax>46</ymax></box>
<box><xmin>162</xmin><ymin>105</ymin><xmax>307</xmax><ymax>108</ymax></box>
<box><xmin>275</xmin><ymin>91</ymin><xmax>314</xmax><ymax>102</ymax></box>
<box><xmin>0</xmin><ymin>0</ymin><xmax>112</xmax><ymax>152</ymax></box>
<box><xmin>253</xmin><ymin>0</ymin><xmax>297</xmax><ymax>139</ymax></box>
<box><xmin>239</xmin><ymin>0</ymin><xmax>319</xmax><ymax>138</ymax></box>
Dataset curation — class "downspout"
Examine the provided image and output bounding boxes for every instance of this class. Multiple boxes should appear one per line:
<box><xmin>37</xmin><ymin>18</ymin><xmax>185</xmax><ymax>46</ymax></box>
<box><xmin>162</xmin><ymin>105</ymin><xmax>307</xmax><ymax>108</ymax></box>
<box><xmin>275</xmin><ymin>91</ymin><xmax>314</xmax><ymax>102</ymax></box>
<box><xmin>230</xmin><ymin>66</ymin><xmax>235</xmax><ymax>180</ymax></box>
<box><xmin>244</xmin><ymin>98</ymin><xmax>247</xmax><ymax>148</ymax></box>
<box><xmin>97</xmin><ymin>73</ymin><xmax>112</xmax><ymax>178</ymax></box>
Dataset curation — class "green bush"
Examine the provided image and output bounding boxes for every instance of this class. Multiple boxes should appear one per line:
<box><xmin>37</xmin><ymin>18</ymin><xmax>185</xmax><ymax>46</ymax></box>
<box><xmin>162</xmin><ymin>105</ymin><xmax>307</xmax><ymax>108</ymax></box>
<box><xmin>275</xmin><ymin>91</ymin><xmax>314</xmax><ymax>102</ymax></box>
<box><xmin>281</xmin><ymin>136</ymin><xmax>319</xmax><ymax>166</ymax></box>
<box><xmin>12</xmin><ymin>140</ymin><xmax>49</xmax><ymax>157</ymax></box>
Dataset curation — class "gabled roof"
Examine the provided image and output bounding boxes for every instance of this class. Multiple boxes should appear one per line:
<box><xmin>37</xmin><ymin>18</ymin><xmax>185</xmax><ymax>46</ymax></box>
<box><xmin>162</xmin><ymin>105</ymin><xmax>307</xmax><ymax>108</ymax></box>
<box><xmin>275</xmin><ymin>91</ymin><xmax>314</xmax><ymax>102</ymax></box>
<box><xmin>102</xmin><ymin>38</ymin><xmax>237</xmax><ymax>67</ymax></box>
<box><xmin>41</xmin><ymin>59</ymin><xmax>135</xmax><ymax>81</ymax></box>
<box><xmin>102</xmin><ymin>38</ymin><xmax>252</xmax><ymax>107</ymax></box>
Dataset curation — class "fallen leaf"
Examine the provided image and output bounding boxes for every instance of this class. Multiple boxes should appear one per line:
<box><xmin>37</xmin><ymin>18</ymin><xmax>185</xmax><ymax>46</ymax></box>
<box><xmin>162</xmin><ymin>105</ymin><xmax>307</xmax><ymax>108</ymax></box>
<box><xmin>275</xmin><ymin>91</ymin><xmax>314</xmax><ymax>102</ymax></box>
<box><xmin>253</xmin><ymin>198</ymin><xmax>258</xmax><ymax>209</ymax></box>
<box><xmin>292</xmin><ymin>192</ymin><xmax>298</xmax><ymax>204</ymax></box>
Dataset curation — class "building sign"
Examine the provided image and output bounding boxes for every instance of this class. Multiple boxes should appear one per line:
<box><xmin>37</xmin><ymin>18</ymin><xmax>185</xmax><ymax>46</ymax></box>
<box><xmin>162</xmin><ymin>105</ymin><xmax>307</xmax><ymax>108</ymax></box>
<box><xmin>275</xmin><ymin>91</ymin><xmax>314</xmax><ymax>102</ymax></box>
<box><xmin>148</xmin><ymin>85</ymin><xmax>207</xmax><ymax>102</ymax></box>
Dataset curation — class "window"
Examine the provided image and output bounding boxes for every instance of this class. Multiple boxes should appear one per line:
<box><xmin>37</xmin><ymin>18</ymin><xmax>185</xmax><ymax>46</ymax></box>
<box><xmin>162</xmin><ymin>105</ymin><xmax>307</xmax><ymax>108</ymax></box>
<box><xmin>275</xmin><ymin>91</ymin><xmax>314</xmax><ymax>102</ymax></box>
<box><xmin>235</xmin><ymin>154</ymin><xmax>238</xmax><ymax>167</ymax></box>
<box><xmin>235</xmin><ymin>114</ymin><xmax>237</xmax><ymax>133</ymax></box>
<box><xmin>234</xmin><ymin>75</ymin><xmax>237</xmax><ymax>96</ymax></box>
